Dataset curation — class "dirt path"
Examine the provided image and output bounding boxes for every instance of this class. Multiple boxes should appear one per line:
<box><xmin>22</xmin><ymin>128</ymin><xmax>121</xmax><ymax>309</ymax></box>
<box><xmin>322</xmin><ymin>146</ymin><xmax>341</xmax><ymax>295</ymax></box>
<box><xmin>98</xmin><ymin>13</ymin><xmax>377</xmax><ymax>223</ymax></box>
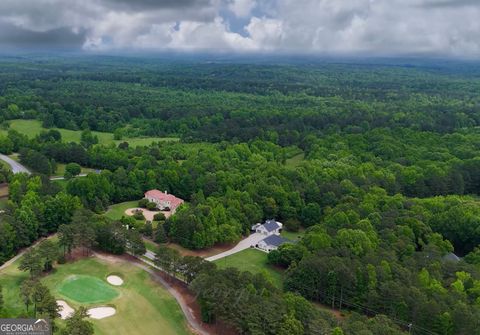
<box><xmin>95</xmin><ymin>253</ymin><xmax>210</xmax><ymax>335</ymax></box>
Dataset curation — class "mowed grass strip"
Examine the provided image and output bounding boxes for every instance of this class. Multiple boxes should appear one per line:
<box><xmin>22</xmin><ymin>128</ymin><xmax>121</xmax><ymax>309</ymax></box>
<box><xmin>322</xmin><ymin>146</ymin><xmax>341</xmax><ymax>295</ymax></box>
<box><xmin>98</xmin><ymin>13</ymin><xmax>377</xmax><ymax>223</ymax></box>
<box><xmin>57</xmin><ymin>275</ymin><xmax>119</xmax><ymax>304</ymax></box>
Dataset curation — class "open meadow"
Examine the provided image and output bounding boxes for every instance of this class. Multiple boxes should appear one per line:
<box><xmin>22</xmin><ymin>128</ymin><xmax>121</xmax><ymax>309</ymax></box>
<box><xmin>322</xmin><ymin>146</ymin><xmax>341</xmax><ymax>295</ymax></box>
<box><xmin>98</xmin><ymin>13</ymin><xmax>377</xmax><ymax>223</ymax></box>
<box><xmin>0</xmin><ymin>120</ymin><xmax>179</xmax><ymax>147</ymax></box>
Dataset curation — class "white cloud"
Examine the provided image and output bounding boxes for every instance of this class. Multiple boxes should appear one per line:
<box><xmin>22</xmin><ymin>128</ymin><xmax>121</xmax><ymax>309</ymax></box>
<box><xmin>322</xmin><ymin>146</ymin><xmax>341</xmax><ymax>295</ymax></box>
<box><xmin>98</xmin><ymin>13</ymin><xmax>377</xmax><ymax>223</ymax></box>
<box><xmin>1</xmin><ymin>0</ymin><xmax>480</xmax><ymax>56</ymax></box>
<box><xmin>228</xmin><ymin>0</ymin><xmax>256</xmax><ymax>18</ymax></box>
<box><xmin>245</xmin><ymin>17</ymin><xmax>283</xmax><ymax>50</ymax></box>
<box><xmin>166</xmin><ymin>17</ymin><xmax>257</xmax><ymax>51</ymax></box>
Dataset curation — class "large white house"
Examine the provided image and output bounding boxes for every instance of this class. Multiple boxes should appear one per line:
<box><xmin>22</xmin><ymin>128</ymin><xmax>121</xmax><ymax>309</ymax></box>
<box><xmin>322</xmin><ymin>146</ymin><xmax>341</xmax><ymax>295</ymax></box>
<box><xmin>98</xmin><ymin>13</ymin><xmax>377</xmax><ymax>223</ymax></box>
<box><xmin>251</xmin><ymin>220</ymin><xmax>287</xmax><ymax>252</ymax></box>
<box><xmin>144</xmin><ymin>189</ymin><xmax>184</xmax><ymax>213</ymax></box>
<box><xmin>252</xmin><ymin>220</ymin><xmax>283</xmax><ymax>236</ymax></box>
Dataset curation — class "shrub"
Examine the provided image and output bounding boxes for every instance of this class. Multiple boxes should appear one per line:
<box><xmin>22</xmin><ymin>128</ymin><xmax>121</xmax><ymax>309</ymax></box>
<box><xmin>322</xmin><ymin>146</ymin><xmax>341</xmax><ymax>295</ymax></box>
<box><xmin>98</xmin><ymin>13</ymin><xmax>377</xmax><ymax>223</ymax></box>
<box><xmin>154</xmin><ymin>224</ymin><xmax>168</xmax><ymax>243</ymax></box>
<box><xmin>141</xmin><ymin>221</ymin><xmax>153</xmax><ymax>237</ymax></box>
<box><xmin>65</xmin><ymin>163</ymin><xmax>81</xmax><ymax>179</ymax></box>
<box><xmin>57</xmin><ymin>254</ymin><xmax>66</xmax><ymax>264</ymax></box>
<box><xmin>153</xmin><ymin>212</ymin><xmax>166</xmax><ymax>221</ymax></box>
<box><xmin>138</xmin><ymin>198</ymin><xmax>149</xmax><ymax>208</ymax></box>
<box><xmin>133</xmin><ymin>210</ymin><xmax>145</xmax><ymax>221</ymax></box>
<box><xmin>146</xmin><ymin>202</ymin><xmax>158</xmax><ymax>211</ymax></box>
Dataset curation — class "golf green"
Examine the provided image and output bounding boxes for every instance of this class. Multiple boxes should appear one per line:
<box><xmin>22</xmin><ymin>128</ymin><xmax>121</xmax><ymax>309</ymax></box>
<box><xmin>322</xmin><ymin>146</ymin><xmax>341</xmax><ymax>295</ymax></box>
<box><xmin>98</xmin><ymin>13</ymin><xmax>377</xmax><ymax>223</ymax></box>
<box><xmin>57</xmin><ymin>275</ymin><xmax>119</xmax><ymax>304</ymax></box>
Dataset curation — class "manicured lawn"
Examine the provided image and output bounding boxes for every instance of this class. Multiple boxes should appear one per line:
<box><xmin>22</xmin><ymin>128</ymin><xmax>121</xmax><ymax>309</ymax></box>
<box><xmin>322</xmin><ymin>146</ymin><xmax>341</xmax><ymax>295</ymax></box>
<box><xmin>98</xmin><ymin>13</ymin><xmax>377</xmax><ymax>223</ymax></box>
<box><xmin>214</xmin><ymin>248</ymin><xmax>283</xmax><ymax>288</ymax></box>
<box><xmin>104</xmin><ymin>201</ymin><xmax>140</xmax><ymax>220</ymax></box>
<box><xmin>144</xmin><ymin>239</ymin><xmax>158</xmax><ymax>252</ymax></box>
<box><xmin>57</xmin><ymin>275</ymin><xmax>119</xmax><ymax>303</ymax></box>
<box><xmin>0</xmin><ymin>120</ymin><xmax>179</xmax><ymax>147</ymax></box>
<box><xmin>1</xmin><ymin>255</ymin><xmax>192</xmax><ymax>335</ymax></box>
<box><xmin>281</xmin><ymin>229</ymin><xmax>305</xmax><ymax>242</ymax></box>
<box><xmin>0</xmin><ymin>258</ymin><xmax>27</xmax><ymax>317</ymax></box>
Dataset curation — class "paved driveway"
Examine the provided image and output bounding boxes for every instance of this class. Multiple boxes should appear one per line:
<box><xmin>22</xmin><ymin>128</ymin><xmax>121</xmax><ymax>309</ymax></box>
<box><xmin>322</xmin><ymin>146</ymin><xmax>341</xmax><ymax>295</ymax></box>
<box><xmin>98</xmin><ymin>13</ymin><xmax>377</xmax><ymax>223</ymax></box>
<box><xmin>205</xmin><ymin>232</ymin><xmax>265</xmax><ymax>261</ymax></box>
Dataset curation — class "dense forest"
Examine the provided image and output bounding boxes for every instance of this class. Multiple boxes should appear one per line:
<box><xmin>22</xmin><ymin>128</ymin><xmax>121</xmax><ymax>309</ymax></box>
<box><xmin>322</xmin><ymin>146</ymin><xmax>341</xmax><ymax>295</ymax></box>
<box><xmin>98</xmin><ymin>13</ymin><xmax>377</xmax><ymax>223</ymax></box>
<box><xmin>1</xmin><ymin>55</ymin><xmax>480</xmax><ymax>334</ymax></box>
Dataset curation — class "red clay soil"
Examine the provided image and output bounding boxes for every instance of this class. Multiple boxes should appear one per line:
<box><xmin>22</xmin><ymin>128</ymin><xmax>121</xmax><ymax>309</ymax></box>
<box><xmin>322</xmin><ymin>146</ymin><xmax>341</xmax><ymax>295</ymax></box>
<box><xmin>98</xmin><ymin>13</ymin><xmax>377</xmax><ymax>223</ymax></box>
<box><xmin>0</xmin><ymin>183</ymin><xmax>9</xmax><ymax>198</ymax></box>
<box><xmin>313</xmin><ymin>302</ymin><xmax>346</xmax><ymax>320</ymax></box>
<box><xmin>64</xmin><ymin>248</ymin><xmax>94</xmax><ymax>262</ymax></box>
<box><xmin>167</xmin><ymin>242</ymin><xmax>236</xmax><ymax>258</ymax></box>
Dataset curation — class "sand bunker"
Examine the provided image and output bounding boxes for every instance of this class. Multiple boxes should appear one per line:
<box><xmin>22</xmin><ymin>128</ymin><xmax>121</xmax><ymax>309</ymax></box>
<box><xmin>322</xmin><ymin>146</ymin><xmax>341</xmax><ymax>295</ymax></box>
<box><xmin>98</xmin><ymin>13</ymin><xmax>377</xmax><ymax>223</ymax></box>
<box><xmin>87</xmin><ymin>306</ymin><xmax>116</xmax><ymax>319</ymax></box>
<box><xmin>106</xmin><ymin>275</ymin><xmax>123</xmax><ymax>286</ymax></box>
<box><xmin>57</xmin><ymin>300</ymin><xmax>74</xmax><ymax>320</ymax></box>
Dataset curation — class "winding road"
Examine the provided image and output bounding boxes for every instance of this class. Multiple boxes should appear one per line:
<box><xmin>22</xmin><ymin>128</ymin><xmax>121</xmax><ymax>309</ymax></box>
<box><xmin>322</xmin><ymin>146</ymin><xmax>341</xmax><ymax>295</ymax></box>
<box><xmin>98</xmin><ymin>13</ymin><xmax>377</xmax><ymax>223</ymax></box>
<box><xmin>0</xmin><ymin>153</ymin><xmax>31</xmax><ymax>174</ymax></box>
<box><xmin>0</xmin><ymin>154</ymin><xmax>89</xmax><ymax>180</ymax></box>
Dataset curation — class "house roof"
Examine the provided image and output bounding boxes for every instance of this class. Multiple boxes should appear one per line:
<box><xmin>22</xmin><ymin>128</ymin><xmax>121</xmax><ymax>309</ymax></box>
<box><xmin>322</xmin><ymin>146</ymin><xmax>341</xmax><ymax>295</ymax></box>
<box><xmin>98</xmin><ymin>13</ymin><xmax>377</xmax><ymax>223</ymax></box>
<box><xmin>145</xmin><ymin>189</ymin><xmax>184</xmax><ymax>209</ymax></box>
<box><xmin>261</xmin><ymin>234</ymin><xmax>288</xmax><ymax>247</ymax></box>
<box><xmin>262</xmin><ymin>220</ymin><xmax>281</xmax><ymax>232</ymax></box>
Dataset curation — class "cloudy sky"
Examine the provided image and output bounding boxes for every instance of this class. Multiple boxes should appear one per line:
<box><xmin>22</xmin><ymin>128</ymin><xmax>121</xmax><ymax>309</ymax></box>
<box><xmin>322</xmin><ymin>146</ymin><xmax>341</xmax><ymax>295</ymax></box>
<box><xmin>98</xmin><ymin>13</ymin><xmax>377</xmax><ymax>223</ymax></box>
<box><xmin>0</xmin><ymin>0</ymin><xmax>479</xmax><ymax>57</ymax></box>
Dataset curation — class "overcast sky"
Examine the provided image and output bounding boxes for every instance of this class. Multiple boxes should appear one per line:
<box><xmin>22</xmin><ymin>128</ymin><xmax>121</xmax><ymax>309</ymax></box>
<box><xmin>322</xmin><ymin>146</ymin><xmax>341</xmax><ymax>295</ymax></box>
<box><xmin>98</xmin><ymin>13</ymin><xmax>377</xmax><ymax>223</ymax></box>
<box><xmin>0</xmin><ymin>0</ymin><xmax>479</xmax><ymax>57</ymax></box>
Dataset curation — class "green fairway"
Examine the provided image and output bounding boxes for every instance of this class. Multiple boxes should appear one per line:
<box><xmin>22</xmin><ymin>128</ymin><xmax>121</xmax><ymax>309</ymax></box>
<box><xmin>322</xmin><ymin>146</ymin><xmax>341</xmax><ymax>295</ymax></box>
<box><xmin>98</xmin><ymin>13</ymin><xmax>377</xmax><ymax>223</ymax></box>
<box><xmin>57</xmin><ymin>275</ymin><xmax>119</xmax><ymax>304</ymax></box>
<box><xmin>0</xmin><ymin>120</ymin><xmax>178</xmax><ymax>147</ymax></box>
<box><xmin>214</xmin><ymin>248</ymin><xmax>283</xmax><ymax>288</ymax></box>
<box><xmin>1</xmin><ymin>255</ymin><xmax>191</xmax><ymax>335</ymax></box>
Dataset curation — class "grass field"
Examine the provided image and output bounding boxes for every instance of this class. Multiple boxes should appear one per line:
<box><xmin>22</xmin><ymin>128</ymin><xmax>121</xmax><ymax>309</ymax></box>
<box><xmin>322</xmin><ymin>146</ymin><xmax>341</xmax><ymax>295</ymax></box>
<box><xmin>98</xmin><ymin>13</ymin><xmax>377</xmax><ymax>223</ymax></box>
<box><xmin>57</xmin><ymin>275</ymin><xmax>119</xmax><ymax>303</ymax></box>
<box><xmin>285</xmin><ymin>152</ymin><xmax>305</xmax><ymax>168</ymax></box>
<box><xmin>0</xmin><ymin>120</ymin><xmax>179</xmax><ymax>147</ymax></box>
<box><xmin>144</xmin><ymin>239</ymin><xmax>157</xmax><ymax>252</ymax></box>
<box><xmin>281</xmin><ymin>229</ymin><xmax>305</xmax><ymax>242</ymax></box>
<box><xmin>104</xmin><ymin>201</ymin><xmax>140</xmax><ymax>220</ymax></box>
<box><xmin>214</xmin><ymin>248</ymin><xmax>283</xmax><ymax>288</ymax></box>
<box><xmin>0</xmin><ymin>256</ymin><xmax>191</xmax><ymax>335</ymax></box>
